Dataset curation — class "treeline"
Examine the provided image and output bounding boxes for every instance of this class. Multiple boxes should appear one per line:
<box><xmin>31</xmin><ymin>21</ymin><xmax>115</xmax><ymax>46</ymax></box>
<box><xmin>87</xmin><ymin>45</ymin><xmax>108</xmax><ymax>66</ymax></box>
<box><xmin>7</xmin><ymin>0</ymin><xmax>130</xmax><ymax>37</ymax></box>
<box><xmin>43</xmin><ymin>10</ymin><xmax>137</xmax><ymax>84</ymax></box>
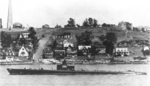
<box><xmin>63</xmin><ymin>17</ymin><xmax>100</xmax><ymax>28</ymax></box>
<box><xmin>55</xmin><ymin>17</ymin><xmax>118</xmax><ymax>28</ymax></box>
<box><xmin>55</xmin><ymin>18</ymin><xmax>128</xmax><ymax>30</ymax></box>
<box><xmin>41</xmin><ymin>17</ymin><xmax>150</xmax><ymax>33</ymax></box>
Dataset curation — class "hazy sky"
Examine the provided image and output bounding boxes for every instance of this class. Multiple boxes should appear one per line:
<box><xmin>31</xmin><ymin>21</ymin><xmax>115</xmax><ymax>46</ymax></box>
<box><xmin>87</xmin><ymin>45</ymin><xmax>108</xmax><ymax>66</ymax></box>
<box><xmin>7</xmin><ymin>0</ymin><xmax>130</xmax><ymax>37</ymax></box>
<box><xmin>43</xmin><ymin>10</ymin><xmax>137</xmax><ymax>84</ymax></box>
<box><xmin>0</xmin><ymin>0</ymin><xmax>149</xmax><ymax>28</ymax></box>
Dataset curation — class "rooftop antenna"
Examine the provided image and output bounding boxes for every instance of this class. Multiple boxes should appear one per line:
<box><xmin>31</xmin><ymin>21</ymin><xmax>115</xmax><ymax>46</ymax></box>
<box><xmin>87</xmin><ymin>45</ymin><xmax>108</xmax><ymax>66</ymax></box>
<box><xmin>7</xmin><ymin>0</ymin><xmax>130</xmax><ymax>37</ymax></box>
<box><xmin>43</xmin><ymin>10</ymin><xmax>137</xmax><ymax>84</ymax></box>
<box><xmin>7</xmin><ymin>0</ymin><xmax>13</xmax><ymax>30</ymax></box>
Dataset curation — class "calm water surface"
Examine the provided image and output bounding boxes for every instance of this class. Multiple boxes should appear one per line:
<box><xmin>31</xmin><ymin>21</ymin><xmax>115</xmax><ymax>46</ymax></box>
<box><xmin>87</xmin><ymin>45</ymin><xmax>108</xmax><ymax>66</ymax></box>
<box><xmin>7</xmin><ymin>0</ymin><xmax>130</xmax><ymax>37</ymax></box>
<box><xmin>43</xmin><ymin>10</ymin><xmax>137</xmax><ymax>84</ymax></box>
<box><xmin>0</xmin><ymin>64</ymin><xmax>150</xmax><ymax>86</ymax></box>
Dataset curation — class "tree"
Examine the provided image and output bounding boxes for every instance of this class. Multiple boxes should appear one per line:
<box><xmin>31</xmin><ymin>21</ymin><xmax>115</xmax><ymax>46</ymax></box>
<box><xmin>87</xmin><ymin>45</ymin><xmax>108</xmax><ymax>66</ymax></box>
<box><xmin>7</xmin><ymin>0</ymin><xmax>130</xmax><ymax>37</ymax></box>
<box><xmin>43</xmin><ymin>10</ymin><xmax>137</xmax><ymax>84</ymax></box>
<box><xmin>102</xmin><ymin>23</ymin><xmax>106</xmax><ymax>27</ymax></box>
<box><xmin>28</xmin><ymin>27</ymin><xmax>36</xmax><ymax>39</ymax></box>
<box><xmin>99</xmin><ymin>35</ymin><xmax>106</xmax><ymax>41</ymax></box>
<box><xmin>103</xmin><ymin>32</ymin><xmax>117</xmax><ymax>56</ymax></box>
<box><xmin>126</xmin><ymin>22</ymin><xmax>132</xmax><ymax>30</ymax></box>
<box><xmin>28</xmin><ymin>27</ymin><xmax>38</xmax><ymax>51</ymax></box>
<box><xmin>64</xmin><ymin>18</ymin><xmax>76</xmax><ymax>28</ymax></box>
<box><xmin>88</xmin><ymin>18</ymin><xmax>94</xmax><ymax>27</ymax></box>
<box><xmin>76</xmin><ymin>31</ymin><xmax>92</xmax><ymax>45</ymax></box>
<box><xmin>82</xmin><ymin>18</ymin><xmax>89</xmax><ymax>27</ymax></box>
<box><xmin>76</xmin><ymin>24</ymin><xmax>81</xmax><ymax>28</ymax></box>
<box><xmin>82</xmin><ymin>18</ymin><xmax>99</xmax><ymax>27</ymax></box>
<box><xmin>106</xmin><ymin>32</ymin><xmax>117</xmax><ymax>43</ymax></box>
<box><xmin>1</xmin><ymin>31</ymin><xmax>12</xmax><ymax>48</ymax></box>
<box><xmin>93</xmin><ymin>19</ymin><xmax>98</xmax><ymax>27</ymax></box>
<box><xmin>52</xmin><ymin>39</ymin><xmax>57</xmax><ymax>49</ymax></box>
<box><xmin>55</xmin><ymin>24</ymin><xmax>62</xmax><ymax>28</ymax></box>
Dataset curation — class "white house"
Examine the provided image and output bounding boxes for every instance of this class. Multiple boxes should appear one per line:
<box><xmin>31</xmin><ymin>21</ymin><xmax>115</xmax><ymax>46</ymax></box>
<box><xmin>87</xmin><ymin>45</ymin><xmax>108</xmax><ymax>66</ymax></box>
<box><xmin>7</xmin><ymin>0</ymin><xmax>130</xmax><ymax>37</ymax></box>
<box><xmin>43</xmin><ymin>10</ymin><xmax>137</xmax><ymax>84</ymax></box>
<box><xmin>63</xmin><ymin>40</ymin><xmax>74</xmax><ymax>48</ymax></box>
<box><xmin>78</xmin><ymin>45</ymin><xmax>91</xmax><ymax>50</ymax></box>
<box><xmin>18</xmin><ymin>46</ymin><xmax>29</xmax><ymax>57</ymax></box>
<box><xmin>115</xmin><ymin>47</ymin><xmax>130</xmax><ymax>57</ymax></box>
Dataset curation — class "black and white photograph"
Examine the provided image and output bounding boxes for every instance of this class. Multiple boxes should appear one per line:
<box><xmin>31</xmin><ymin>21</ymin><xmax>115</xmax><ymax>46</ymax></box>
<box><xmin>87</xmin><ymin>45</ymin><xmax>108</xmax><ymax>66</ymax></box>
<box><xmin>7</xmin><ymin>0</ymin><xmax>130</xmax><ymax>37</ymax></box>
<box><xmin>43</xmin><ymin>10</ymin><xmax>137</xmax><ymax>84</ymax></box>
<box><xmin>0</xmin><ymin>0</ymin><xmax>150</xmax><ymax>86</ymax></box>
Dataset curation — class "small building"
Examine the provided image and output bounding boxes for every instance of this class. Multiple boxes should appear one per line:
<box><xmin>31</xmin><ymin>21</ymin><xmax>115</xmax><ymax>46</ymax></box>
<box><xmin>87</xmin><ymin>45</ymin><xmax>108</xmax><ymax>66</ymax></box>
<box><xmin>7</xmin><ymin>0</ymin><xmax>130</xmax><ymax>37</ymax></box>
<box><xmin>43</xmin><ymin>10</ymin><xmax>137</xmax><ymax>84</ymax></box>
<box><xmin>53</xmin><ymin>49</ymin><xmax>66</xmax><ymax>60</ymax></box>
<box><xmin>42</xmin><ymin>24</ymin><xmax>50</xmax><ymax>29</ymax></box>
<box><xmin>22</xmin><ymin>32</ymin><xmax>29</xmax><ymax>38</ymax></box>
<box><xmin>13</xmin><ymin>22</ymin><xmax>23</xmax><ymax>28</ymax></box>
<box><xmin>115</xmin><ymin>47</ymin><xmax>130</xmax><ymax>57</ymax></box>
<box><xmin>78</xmin><ymin>45</ymin><xmax>91</xmax><ymax>56</ymax></box>
<box><xmin>18</xmin><ymin>46</ymin><xmax>29</xmax><ymax>57</ymax></box>
<box><xmin>0</xmin><ymin>48</ymin><xmax>15</xmax><ymax>61</ymax></box>
<box><xmin>4</xmin><ymin>48</ymin><xmax>15</xmax><ymax>57</ymax></box>
<box><xmin>42</xmin><ymin>48</ymin><xmax>53</xmax><ymax>59</ymax></box>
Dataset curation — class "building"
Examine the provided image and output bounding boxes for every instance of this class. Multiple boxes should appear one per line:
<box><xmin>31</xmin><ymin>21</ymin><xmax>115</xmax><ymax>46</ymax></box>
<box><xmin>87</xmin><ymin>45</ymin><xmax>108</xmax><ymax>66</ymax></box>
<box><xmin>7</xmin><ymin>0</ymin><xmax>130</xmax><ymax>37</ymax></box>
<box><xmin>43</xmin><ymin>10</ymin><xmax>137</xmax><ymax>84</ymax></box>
<box><xmin>115</xmin><ymin>47</ymin><xmax>130</xmax><ymax>57</ymax></box>
<box><xmin>136</xmin><ymin>26</ymin><xmax>150</xmax><ymax>32</ymax></box>
<box><xmin>144</xmin><ymin>26</ymin><xmax>150</xmax><ymax>32</ymax></box>
<box><xmin>53</xmin><ymin>49</ymin><xmax>66</xmax><ymax>60</ymax></box>
<box><xmin>42</xmin><ymin>48</ymin><xmax>53</xmax><ymax>59</ymax></box>
<box><xmin>52</xmin><ymin>32</ymin><xmax>78</xmax><ymax>59</ymax></box>
<box><xmin>78</xmin><ymin>45</ymin><xmax>91</xmax><ymax>56</ymax></box>
<box><xmin>118</xmin><ymin>21</ymin><xmax>133</xmax><ymax>30</ymax></box>
<box><xmin>42</xmin><ymin>24</ymin><xmax>50</xmax><ymax>29</ymax></box>
<box><xmin>63</xmin><ymin>39</ymin><xmax>74</xmax><ymax>48</ymax></box>
<box><xmin>13</xmin><ymin>22</ymin><xmax>23</xmax><ymax>28</ymax></box>
<box><xmin>18</xmin><ymin>46</ymin><xmax>29</xmax><ymax>57</ymax></box>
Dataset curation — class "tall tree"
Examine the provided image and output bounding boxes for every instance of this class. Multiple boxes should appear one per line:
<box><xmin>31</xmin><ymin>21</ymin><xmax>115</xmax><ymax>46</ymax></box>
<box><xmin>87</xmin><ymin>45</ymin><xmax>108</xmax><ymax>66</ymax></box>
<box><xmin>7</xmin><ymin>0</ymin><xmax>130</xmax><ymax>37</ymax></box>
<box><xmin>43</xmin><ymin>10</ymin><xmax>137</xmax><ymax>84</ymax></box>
<box><xmin>106</xmin><ymin>32</ymin><xmax>117</xmax><ymax>43</ymax></box>
<box><xmin>103</xmin><ymin>32</ymin><xmax>117</xmax><ymax>56</ymax></box>
<box><xmin>28</xmin><ymin>27</ymin><xmax>38</xmax><ymax>51</ymax></box>
<box><xmin>28</xmin><ymin>27</ymin><xmax>36</xmax><ymax>39</ymax></box>
<box><xmin>93</xmin><ymin>19</ymin><xmax>98</xmax><ymax>27</ymax></box>
<box><xmin>88</xmin><ymin>18</ymin><xmax>94</xmax><ymax>27</ymax></box>
<box><xmin>82</xmin><ymin>18</ymin><xmax>89</xmax><ymax>27</ymax></box>
<box><xmin>126</xmin><ymin>22</ymin><xmax>132</xmax><ymax>30</ymax></box>
<box><xmin>65</xmin><ymin>18</ymin><xmax>76</xmax><ymax>27</ymax></box>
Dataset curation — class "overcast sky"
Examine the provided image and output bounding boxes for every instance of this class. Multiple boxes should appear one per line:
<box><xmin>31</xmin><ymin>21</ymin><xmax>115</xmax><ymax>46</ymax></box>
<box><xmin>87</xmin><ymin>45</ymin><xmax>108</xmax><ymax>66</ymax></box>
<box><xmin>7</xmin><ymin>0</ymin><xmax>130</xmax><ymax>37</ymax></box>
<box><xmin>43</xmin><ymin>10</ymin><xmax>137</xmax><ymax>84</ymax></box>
<box><xmin>0</xmin><ymin>0</ymin><xmax>149</xmax><ymax>28</ymax></box>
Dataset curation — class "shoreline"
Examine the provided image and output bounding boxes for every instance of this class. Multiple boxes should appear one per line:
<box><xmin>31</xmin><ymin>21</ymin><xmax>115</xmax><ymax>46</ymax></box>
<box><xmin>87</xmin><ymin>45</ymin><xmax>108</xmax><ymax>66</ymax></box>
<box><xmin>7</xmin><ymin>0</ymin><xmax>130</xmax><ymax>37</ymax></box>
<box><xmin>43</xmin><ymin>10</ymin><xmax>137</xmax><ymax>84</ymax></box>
<box><xmin>0</xmin><ymin>60</ymin><xmax>149</xmax><ymax>65</ymax></box>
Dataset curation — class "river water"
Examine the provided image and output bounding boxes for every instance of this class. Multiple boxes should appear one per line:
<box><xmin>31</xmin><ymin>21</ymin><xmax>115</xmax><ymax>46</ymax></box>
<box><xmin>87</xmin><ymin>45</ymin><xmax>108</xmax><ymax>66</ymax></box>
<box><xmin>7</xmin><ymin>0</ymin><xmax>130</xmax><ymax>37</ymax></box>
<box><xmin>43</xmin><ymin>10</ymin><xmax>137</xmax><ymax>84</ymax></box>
<box><xmin>0</xmin><ymin>64</ymin><xmax>150</xmax><ymax>86</ymax></box>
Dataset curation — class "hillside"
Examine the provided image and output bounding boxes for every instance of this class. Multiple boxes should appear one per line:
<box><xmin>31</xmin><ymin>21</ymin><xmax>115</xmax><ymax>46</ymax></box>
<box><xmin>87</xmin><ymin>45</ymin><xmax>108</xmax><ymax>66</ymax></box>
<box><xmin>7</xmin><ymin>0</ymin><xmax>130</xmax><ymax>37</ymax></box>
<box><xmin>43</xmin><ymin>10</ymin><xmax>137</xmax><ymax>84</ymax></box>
<box><xmin>36</xmin><ymin>27</ymin><xmax>150</xmax><ymax>43</ymax></box>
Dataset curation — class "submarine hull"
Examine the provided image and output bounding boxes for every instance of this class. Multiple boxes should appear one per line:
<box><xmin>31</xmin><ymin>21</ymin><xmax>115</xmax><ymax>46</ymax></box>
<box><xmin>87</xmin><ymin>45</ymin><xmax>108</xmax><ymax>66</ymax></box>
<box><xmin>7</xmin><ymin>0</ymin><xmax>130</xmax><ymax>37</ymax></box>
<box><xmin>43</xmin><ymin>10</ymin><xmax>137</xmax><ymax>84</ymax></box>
<box><xmin>7</xmin><ymin>68</ymin><xmax>147</xmax><ymax>75</ymax></box>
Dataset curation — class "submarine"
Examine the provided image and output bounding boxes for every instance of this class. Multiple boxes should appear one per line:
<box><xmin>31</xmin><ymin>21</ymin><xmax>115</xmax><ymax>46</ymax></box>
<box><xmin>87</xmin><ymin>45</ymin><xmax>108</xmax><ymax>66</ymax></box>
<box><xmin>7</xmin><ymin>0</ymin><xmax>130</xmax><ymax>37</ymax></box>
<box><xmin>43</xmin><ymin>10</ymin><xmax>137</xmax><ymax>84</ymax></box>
<box><xmin>7</xmin><ymin>60</ymin><xmax>147</xmax><ymax>75</ymax></box>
